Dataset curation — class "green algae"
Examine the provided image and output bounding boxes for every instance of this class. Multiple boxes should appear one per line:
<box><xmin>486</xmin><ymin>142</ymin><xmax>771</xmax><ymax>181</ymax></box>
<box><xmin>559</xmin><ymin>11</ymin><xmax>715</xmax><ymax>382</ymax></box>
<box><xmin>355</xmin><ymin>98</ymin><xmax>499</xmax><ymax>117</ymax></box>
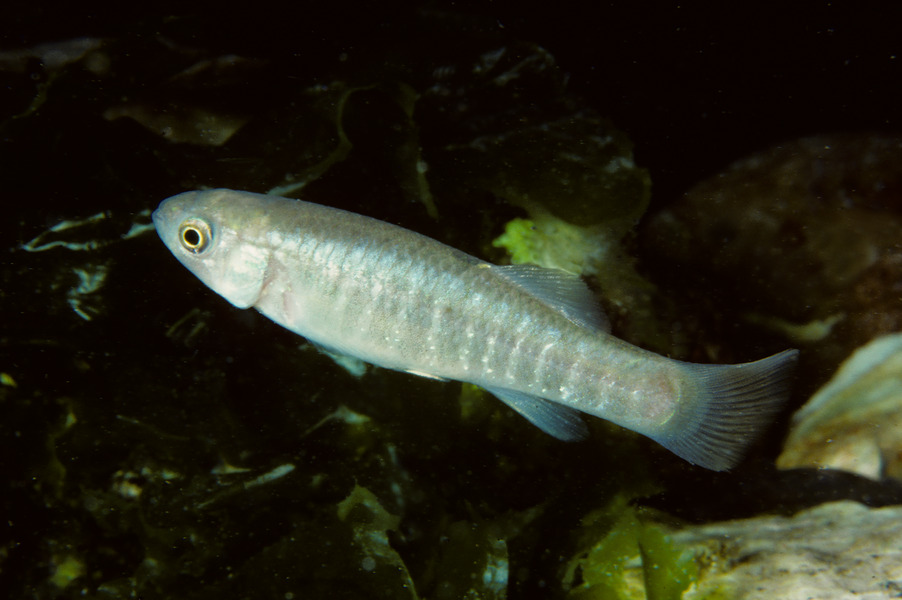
<box><xmin>48</xmin><ymin>555</ymin><xmax>85</xmax><ymax>590</ymax></box>
<box><xmin>337</xmin><ymin>484</ymin><xmax>419</xmax><ymax>599</ymax></box>
<box><xmin>493</xmin><ymin>216</ymin><xmax>610</xmax><ymax>276</ymax></box>
<box><xmin>564</xmin><ymin>494</ymin><xmax>698</xmax><ymax>600</ymax></box>
<box><xmin>638</xmin><ymin>524</ymin><xmax>698</xmax><ymax>600</ymax></box>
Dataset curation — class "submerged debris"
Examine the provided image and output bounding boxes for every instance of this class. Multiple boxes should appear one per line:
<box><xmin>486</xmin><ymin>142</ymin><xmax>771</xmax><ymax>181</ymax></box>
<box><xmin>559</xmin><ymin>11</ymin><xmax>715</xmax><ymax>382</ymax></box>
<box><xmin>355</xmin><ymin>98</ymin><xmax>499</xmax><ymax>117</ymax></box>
<box><xmin>779</xmin><ymin>333</ymin><xmax>902</xmax><ymax>481</ymax></box>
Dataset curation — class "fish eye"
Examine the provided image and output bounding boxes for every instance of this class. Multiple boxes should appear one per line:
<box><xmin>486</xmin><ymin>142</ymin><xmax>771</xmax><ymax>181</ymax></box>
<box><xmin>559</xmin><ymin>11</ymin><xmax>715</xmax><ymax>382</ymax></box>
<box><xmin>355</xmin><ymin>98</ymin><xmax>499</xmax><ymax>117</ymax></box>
<box><xmin>178</xmin><ymin>219</ymin><xmax>213</xmax><ymax>254</ymax></box>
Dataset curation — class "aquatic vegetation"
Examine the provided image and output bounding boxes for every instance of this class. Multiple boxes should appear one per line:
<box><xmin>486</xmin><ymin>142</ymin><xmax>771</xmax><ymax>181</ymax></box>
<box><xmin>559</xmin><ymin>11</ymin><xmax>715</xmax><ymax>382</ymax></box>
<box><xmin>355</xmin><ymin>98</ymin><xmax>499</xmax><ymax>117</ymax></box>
<box><xmin>563</xmin><ymin>494</ymin><xmax>698</xmax><ymax>600</ymax></box>
<box><xmin>493</xmin><ymin>215</ymin><xmax>611</xmax><ymax>277</ymax></box>
<box><xmin>20</xmin><ymin>210</ymin><xmax>154</xmax><ymax>321</ymax></box>
<box><xmin>336</xmin><ymin>484</ymin><xmax>418</xmax><ymax>598</ymax></box>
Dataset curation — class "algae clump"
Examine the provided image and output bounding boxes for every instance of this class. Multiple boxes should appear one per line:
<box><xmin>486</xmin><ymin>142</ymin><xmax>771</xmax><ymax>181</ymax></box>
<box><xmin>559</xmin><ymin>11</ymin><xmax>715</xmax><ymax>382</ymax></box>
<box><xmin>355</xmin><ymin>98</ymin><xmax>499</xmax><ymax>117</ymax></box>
<box><xmin>563</xmin><ymin>495</ymin><xmax>698</xmax><ymax>600</ymax></box>
<box><xmin>337</xmin><ymin>484</ymin><xmax>418</xmax><ymax>598</ymax></box>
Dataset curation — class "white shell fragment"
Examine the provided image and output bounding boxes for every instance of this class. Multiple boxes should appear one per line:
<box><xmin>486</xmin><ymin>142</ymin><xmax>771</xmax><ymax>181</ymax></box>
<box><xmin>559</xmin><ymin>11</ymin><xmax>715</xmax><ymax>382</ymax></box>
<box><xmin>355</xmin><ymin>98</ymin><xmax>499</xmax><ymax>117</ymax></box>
<box><xmin>778</xmin><ymin>333</ymin><xmax>902</xmax><ymax>481</ymax></box>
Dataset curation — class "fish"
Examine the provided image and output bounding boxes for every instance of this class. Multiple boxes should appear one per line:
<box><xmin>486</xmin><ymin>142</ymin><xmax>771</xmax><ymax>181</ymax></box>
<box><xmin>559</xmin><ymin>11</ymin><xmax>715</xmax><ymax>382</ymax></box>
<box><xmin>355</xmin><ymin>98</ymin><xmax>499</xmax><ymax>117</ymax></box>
<box><xmin>153</xmin><ymin>188</ymin><xmax>799</xmax><ymax>471</ymax></box>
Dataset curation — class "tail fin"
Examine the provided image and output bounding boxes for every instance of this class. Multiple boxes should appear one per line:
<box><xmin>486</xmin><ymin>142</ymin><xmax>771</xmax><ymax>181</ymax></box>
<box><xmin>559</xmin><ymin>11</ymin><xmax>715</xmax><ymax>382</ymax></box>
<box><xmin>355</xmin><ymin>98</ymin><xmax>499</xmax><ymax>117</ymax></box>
<box><xmin>652</xmin><ymin>349</ymin><xmax>799</xmax><ymax>471</ymax></box>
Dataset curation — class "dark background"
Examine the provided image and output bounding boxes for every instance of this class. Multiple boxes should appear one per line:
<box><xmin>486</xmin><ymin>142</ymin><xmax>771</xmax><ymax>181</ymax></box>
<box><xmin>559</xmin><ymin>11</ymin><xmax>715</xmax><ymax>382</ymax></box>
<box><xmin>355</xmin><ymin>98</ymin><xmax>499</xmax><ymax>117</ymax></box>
<box><xmin>2</xmin><ymin>3</ymin><xmax>901</xmax><ymax>598</ymax></box>
<box><xmin>3</xmin><ymin>1</ymin><xmax>900</xmax><ymax>211</ymax></box>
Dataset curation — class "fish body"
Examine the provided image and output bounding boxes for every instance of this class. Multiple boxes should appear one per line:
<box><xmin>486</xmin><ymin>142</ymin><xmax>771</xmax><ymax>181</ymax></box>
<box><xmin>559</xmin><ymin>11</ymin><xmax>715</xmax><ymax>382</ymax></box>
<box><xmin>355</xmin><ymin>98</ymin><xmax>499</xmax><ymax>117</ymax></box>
<box><xmin>153</xmin><ymin>189</ymin><xmax>798</xmax><ymax>470</ymax></box>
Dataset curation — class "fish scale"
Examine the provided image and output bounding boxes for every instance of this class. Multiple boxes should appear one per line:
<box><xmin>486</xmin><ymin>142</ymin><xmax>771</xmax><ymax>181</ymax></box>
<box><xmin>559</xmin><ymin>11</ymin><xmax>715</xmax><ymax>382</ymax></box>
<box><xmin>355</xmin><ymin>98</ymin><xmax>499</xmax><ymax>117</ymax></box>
<box><xmin>154</xmin><ymin>188</ymin><xmax>799</xmax><ymax>471</ymax></box>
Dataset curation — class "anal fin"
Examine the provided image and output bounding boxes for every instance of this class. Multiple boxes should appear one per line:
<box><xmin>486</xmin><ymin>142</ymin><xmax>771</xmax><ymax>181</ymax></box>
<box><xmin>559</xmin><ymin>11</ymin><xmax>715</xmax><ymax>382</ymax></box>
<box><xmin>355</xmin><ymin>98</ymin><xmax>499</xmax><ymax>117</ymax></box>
<box><xmin>485</xmin><ymin>386</ymin><xmax>588</xmax><ymax>442</ymax></box>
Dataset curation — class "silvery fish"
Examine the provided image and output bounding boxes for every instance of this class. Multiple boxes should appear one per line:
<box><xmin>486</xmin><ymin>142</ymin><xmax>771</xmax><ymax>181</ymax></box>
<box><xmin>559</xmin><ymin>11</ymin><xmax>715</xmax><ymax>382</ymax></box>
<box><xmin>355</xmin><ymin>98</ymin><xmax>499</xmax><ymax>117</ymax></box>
<box><xmin>153</xmin><ymin>189</ymin><xmax>798</xmax><ymax>471</ymax></box>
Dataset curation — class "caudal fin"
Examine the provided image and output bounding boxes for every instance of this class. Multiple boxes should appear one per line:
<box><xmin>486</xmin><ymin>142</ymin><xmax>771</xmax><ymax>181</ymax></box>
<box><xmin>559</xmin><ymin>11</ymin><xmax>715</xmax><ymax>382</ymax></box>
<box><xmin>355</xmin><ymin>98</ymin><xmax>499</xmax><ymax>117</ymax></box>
<box><xmin>653</xmin><ymin>349</ymin><xmax>799</xmax><ymax>471</ymax></box>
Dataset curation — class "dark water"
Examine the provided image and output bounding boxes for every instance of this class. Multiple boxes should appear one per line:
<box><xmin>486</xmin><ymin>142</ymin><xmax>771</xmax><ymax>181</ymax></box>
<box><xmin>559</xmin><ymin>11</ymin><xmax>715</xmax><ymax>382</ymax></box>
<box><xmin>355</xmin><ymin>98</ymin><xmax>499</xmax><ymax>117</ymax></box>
<box><xmin>2</xmin><ymin>4</ymin><xmax>901</xmax><ymax>599</ymax></box>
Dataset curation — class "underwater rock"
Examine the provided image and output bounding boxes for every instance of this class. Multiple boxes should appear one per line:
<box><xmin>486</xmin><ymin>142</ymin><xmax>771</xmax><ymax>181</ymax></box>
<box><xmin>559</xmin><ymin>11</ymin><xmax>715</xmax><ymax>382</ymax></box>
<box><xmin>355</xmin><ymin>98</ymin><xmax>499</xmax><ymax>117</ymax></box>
<box><xmin>670</xmin><ymin>501</ymin><xmax>902</xmax><ymax>600</ymax></box>
<box><xmin>643</xmin><ymin>133</ymin><xmax>902</xmax><ymax>367</ymax></box>
<box><xmin>778</xmin><ymin>333</ymin><xmax>902</xmax><ymax>481</ymax></box>
<box><xmin>563</xmin><ymin>493</ymin><xmax>902</xmax><ymax>599</ymax></box>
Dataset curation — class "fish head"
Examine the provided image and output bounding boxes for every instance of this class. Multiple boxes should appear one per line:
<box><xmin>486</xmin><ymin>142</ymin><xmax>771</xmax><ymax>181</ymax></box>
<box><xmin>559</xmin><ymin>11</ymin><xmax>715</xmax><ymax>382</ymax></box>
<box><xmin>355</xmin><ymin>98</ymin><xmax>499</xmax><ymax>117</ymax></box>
<box><xmin>153</xmin><ymin>190</ymin><xmax>270</xmax><ymax>309</ymax></box>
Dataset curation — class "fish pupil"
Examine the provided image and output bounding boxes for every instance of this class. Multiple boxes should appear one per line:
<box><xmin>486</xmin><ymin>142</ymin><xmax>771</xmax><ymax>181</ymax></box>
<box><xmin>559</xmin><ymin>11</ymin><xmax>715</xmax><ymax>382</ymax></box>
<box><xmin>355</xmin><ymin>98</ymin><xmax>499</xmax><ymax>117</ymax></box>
<box><xmin>178</xmin><ymin>219</ymin><xmax>212</xmax><ymax>254</ymax></box>
<box><xmin>182</xmin><ymin>228</ymin><xmax>201</xmax><ymax>247</ymax></box>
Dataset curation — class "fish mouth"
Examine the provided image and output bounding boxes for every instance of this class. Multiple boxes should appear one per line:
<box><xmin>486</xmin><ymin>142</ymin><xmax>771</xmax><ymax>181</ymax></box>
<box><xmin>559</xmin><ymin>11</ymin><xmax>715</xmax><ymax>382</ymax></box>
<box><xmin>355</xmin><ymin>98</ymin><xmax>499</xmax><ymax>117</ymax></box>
<box><xmin>151</xmin><ymin>202</ymin><xmax>172</xmax><ymax>234</ymax></box>
<box><xmin>151</xmin><ymin>200</ymin><xmax>182</xmax><ymax>248</ymax></box>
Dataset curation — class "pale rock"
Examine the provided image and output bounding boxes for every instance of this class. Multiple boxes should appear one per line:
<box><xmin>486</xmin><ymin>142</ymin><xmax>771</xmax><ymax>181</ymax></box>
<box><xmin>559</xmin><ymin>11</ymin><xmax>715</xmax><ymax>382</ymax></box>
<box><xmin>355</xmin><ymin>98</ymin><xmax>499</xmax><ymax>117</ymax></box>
<box><xmin>675</xmin><ymin>501</ymin><xmax>902</xmax><ymax>600</ymax></box>
<box><xmin>778</xmin><ymin>333</ymin><xmax>902</xmax><ymax>481</ymax></box>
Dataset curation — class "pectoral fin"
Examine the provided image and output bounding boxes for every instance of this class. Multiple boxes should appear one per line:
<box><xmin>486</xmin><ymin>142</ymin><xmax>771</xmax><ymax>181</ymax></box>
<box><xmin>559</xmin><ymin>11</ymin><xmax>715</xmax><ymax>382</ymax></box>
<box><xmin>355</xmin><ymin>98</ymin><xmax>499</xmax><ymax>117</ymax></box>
<box><xmin>404</xmin><ymin>369</ymin><xmax>449</xmax><ymax>381</ymax></box>
<box><xmin>308</xmin><ymin>343</ymin><xmax>369</xmax><ymax>378</ymax></box>
<box><xmin>485</xmin><ymin>386</ymin><xmax>588</xmax><ymax>442</ymax></box>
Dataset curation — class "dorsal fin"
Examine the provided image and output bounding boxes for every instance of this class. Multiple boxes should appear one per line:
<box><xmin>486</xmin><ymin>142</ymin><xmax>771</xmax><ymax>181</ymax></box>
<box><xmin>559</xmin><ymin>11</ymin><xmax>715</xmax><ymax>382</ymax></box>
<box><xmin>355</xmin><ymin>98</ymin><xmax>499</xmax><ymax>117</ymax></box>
<box><xmin>493</xmin><ymin>264</ymin><xmax>609</xmax><ymax>332</ymax></box>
